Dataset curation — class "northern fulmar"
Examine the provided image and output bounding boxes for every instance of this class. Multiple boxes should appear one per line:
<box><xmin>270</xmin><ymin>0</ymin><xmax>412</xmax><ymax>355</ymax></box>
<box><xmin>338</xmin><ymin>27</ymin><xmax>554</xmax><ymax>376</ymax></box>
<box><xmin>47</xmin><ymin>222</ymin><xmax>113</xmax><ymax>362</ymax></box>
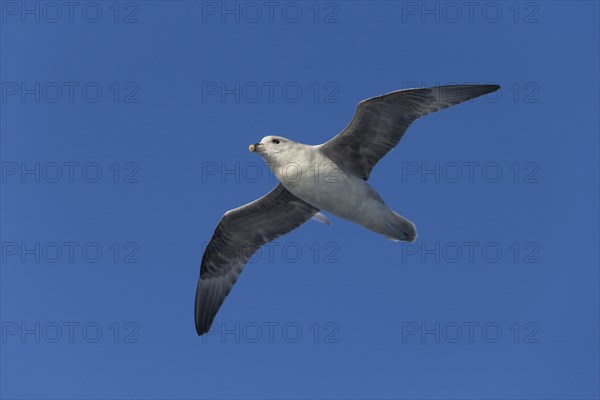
<box><xmin>195</xmin><ymin>84</ymin><xmax>500</xmax><ymax>335</ymax></box>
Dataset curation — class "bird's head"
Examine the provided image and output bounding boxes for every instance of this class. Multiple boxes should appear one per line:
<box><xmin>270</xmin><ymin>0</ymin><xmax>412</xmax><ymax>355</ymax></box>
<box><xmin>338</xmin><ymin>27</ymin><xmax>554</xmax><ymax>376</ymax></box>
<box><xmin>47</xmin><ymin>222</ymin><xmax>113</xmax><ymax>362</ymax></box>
<box><xmin>248</xmin><ymin>135</ymin><xmax>295</xmax><ymax>164</ymax></box>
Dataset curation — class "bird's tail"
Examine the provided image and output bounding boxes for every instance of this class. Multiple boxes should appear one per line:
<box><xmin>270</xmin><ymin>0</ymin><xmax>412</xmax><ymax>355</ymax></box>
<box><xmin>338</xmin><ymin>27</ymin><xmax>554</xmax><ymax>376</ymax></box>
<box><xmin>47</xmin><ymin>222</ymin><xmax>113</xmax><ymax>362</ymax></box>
<box><xmin>383</xmin><ymin>211</ymin><xmax>417</xmax><ymax>242</ymax></box>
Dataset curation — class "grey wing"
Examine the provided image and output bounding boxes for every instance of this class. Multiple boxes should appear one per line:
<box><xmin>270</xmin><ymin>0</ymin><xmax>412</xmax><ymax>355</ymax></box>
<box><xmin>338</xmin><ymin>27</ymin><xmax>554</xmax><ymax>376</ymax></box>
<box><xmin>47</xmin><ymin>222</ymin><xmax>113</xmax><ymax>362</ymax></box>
<box><xmin>318</xmin><ymin>84</ymin><xmax>501</xmax><ymax>180</ymax></box>
<box><xmin>195</xmin><ymin>183</ymin><xmax>319</xmax><ymax>335</ymax></box>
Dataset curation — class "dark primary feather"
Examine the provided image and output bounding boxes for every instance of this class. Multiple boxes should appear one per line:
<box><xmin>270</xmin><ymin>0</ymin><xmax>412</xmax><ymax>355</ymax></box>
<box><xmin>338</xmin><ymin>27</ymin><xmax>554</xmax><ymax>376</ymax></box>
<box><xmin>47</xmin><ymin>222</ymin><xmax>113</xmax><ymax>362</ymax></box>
<box><xmin>319</xmin><ymin>84</ymin><xmax>501</xmax><ymax>180</ymax></box>
<box><xmin>195</xmin><ymin>183</ymin><xmax>319</xmax><ymax>335</ymax></box>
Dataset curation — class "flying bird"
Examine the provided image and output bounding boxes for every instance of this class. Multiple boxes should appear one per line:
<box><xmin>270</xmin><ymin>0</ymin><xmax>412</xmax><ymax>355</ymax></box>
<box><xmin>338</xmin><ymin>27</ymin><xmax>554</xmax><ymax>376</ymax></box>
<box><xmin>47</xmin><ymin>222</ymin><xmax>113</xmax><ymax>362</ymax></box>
<box><xmin>195</xmin><ymin>84</ymin><xmax>500</xmax><ymax>335</ymax></box>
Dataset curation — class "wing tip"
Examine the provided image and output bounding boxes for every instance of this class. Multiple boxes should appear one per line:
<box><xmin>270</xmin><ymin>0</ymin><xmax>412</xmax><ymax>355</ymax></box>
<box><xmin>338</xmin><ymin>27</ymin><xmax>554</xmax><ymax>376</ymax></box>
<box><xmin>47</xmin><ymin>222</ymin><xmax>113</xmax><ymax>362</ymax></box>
<box><xmin>195</xmin><ymin>320</ymin><xmax>210</xmax><ymax>336</ymax></box>
<box><xmin>483</xmin><ymin>84</ymin><xmax>501</xmax><ymax>93</ymax></box>
<box><xmin>438</xmin><ymin>83</ymin><xmax>501</xmax><ymax>102</ymax></box>
<box><xmin>194</xmin><ymin>280</ymin><xmax>213</xmax><ymax>336</ymax></box>
<box><xmin>194</xmin><ymin>303</ymin><xmax>215</xmax><ymax>336</ymax></box>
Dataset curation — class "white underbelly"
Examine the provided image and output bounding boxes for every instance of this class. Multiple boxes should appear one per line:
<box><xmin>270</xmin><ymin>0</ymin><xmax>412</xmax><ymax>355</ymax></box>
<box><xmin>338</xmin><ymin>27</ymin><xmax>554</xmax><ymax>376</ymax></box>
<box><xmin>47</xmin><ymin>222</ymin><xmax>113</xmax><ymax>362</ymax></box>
<box><xmin>275</xmin><ymin>157</ymin><xmax>387</xmax><ymax>225</ymax></box>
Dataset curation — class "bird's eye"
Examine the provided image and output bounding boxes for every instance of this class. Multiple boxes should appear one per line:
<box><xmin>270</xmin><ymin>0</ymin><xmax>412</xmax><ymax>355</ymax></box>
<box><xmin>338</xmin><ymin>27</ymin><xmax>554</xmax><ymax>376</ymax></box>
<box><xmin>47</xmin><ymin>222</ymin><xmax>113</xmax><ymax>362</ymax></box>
<box><xmin>272</xmin><ymin>139</ymin><xmax>280</xmax><ymax>144</ymax></box>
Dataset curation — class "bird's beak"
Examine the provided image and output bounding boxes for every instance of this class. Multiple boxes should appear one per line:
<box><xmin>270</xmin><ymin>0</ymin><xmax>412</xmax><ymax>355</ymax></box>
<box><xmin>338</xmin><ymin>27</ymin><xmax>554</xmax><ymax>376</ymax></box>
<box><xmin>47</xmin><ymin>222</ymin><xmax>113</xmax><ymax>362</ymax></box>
<box><xmin>248</xmin><ymin>143</ymin><xmax>262</xmax><ymax>152</ymax></box>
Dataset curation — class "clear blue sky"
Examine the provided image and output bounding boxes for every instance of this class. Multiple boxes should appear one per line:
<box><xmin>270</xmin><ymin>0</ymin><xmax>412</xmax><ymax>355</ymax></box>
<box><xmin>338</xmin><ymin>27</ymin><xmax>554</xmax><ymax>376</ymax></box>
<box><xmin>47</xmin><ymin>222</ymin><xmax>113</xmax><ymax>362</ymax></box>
<box><xmin>1</xmin><ymin>1</ymin><xmax>598</xmax><ymax>398</ymax></box>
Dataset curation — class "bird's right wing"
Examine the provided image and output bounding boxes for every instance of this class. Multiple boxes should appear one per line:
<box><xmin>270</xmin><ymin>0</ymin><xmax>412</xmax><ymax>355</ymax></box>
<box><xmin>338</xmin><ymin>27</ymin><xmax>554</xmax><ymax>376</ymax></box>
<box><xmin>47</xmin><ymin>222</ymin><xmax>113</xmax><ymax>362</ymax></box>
<box><xmin>195</xmin><ymin>183</ymin><xmax>319</xmax><ymax>335</ymax></box>
<box><xmin>318</xmin><ymin>84</ymin><xmax>501</xmax><ymax>180</ymax></box>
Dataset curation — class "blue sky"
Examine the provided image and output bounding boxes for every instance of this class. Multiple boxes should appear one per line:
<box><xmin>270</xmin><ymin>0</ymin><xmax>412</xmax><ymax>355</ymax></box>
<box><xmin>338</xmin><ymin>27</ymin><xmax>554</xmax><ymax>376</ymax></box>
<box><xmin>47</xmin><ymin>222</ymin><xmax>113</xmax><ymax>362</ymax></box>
<box><xmin>1</xmin><ymin>1</ymin><xmax>598</xmax><ymax>398</ymax></box>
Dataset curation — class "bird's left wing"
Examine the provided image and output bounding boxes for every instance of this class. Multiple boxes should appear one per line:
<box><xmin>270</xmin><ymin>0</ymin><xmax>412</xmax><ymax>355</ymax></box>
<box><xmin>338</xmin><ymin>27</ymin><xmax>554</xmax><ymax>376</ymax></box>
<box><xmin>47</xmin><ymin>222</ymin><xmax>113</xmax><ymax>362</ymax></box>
<box><xmin>318</xmin><ymin>84</ymin><xmax>500</xmax><ymax>180</ymax></box>
<box><xmin>195</xmin><ymin>183</ymin><xmax>319</xmax><ymax>335</ymax></box>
